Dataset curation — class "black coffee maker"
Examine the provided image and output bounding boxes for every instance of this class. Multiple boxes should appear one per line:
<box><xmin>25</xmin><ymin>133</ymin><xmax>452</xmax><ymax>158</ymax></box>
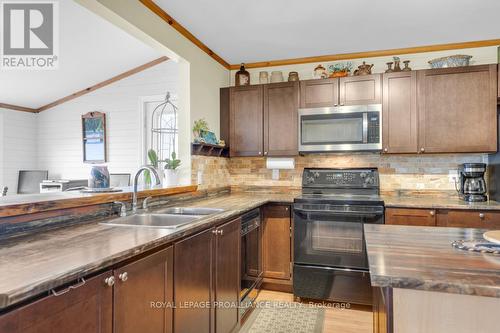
<box><xmin>457</xmin><ymin>163</ymin><xmax>487</xmax><ymax>202</ymax></box>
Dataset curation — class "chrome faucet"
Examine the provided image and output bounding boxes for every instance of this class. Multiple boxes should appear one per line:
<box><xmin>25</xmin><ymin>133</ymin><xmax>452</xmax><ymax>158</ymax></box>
<box><xmin>132</xmin><ymin>166</ymin><xmax>161</xmax><ymax>214</ymax></box>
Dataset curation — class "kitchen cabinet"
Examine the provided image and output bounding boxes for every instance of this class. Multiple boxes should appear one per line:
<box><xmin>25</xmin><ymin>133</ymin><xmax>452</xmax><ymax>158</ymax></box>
<box><xmin>339</xmin><ymin>74</ymin><xmax>382</xmax><ymax>105</ymax></box>
<box><xmin>417</xmin><ymin>65</ymin><xmax>497</xmax><ymax>153</ymax></box>
<box><xmin>385</xmin><ymin>208</ymin><xmax>437</xmax><ymax>226</ymax></box>
<box><xmin>437</xmin><ymin>209</ymin><xmax>500</xmax><ymax>229</ymax></box>
<box><xmin>299</xmin><ymin>78</ymin><xmax>339</xmax><ymax>108</ymax></box>
<box><xmin>114</xmin><ymin>247</ymin><xmax>173</xmax><ymax>333</ymax></box>
<box><xmin>0</xmin><ymin>271</ymin><xmax>113</xmax><ymax>333</ymax></box>
<box><xmin>229</xmin><ymin>85</ymin><xmax>264</xmax><ymax>157</ymax></box>
<box><xmin>382</xmin><ymin>71</ymin><xmax>418</xmax><ymax>153</ymax></box>
<box><xmin>174</xmin><ymin>218</ymin><xmax>241</xmax><ymax>333</ymax></box>
<box><xmin>264</xmin><ymin>82</ymin><xmax>299</xmax><ymax>156</ymax></box>
<box><xmin>262</xmin><ymin>205</ymin><xmax>292</xmax><ymax>289</ymax></box>
<box><xmin>373</xmin><ymin>287</ymin><xmax>392</xmax><ymax>333</ymax></box>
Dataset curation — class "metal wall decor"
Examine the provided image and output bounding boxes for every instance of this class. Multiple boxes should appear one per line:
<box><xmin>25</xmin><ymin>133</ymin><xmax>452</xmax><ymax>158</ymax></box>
<box><xmin>150</xmin><ymin>92</ymin><xmax>178</xmax><ymax>166</ymax></box>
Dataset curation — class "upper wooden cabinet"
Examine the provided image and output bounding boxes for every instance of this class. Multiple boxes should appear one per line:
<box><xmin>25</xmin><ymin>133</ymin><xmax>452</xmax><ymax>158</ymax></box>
<box><xmin>300</xmin><ymin>78</ymin><xmax>339</xmax><ymax>108</ymax></box>
<box><xmin>339</xmin><ymin>74</ymin><xmax>382</xmax><ymax>105</ymax></box>
<box><xmin>382</xmin><ymin>71</ymin><xmax>418</xmax><ymax>153</ymax></box>
<box><xmin>229</xmin><ymin>85</ymin><xmax>264</xmax><ymax>157</ymax></box>
<box><xmin>0</xmin><ymin>271</ymin><xmax>113</xmax><ymax>333</ymax></box>
<box><xmin>264</xmin><ymin>82</ymin><xmax>299</xmax><ymax>156</ymax></box>
<box><xmin>417</xmin><ymin>65</ymin><xmax>497</xmax><ymax>153</ymax></box>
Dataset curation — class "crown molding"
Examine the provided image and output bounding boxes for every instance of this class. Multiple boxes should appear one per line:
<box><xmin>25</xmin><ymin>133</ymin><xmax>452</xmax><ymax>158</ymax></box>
<box><xmin>0</xmin><ymin>103</ymin><xmax>38</xmax><ymax>113</ymax></box>
<box><xmin>229</xmin><ymin>38</ymin><xmax>500</xmax><ymax>70</ymax></box>
<box><xmin>140</xmin><ymin>0</ymin><xmax>231</xmax><ymax>69</ymax></box>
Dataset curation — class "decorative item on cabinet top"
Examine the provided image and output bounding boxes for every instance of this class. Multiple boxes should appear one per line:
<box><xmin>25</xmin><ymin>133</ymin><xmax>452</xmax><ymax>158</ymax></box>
<box><xmin>259</xmin><ymin>71</ymin><xmax>269</xmax><ymax>84</ymax></box>
<box><xmin>313</xmin><ymin>64</ymin><xmax>328</xmax><ymax>79</ymax></box>
<box><xmin>270</xmin><ymin>71</ymin><xmax>284</xmax><ymax>83</ymax></box>
<box><xmin>353</xmin><ymin>61</ymin><xmax>374</xmax><ymax>76</ymax></box>
<box><xmin>328</xmin><ymin>62</ymin><xmax>353</xmax><ymax>78</ymax></box>
<box><xmin>428</xmin><ymin>54</ymin><xmax>472</xmax><ymax>68</ymax></box>
<box><xmin>235</xmin><ymin>63</ymin><xmax>250</xmax><ymax>86</ymax></box>
<box><xmin>288</xmin><ymin>71</ymin><xmax>299</xmax><ymax>81</ymax></box>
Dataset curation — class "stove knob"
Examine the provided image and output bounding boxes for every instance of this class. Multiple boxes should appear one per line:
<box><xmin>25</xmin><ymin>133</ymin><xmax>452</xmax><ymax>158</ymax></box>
<box><xmin>313</xmin><ymin>172</ymin><xmax>320</xmax><ymax>178</ymax></box>
<box><xmin>306</xmin><ymin>177</ymin><xmax>315</xmax><ymax>184</ymax></box>
<box><xmin>360</xmin><ymin>172</ymin><xmax>367</xmax><ymax>178</ymax></box>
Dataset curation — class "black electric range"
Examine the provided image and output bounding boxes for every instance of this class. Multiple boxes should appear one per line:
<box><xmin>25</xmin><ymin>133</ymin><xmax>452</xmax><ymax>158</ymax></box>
<box><xmin>293</xmin><ymin>168</ymin><xmax>384</xmax><ymax>305</ymax></box>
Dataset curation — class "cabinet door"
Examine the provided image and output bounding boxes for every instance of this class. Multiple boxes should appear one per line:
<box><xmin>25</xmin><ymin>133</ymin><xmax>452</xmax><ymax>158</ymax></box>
<box><xmin>418</xmin><ymin>65</ymin><xmax>497</xmax><ymax>153</ymax></box>
<box><xmin>174</xmin><ymin>228</ymin><xmax>214</xmax><ymax>333</ymax></box>
<box><xmin>114</xmin><ymin>247</ymin><xmax>173</xmax><ymax>333</ymax></box>
<box><xmin>0</xmin><ymin>271</ymin><xmax>113</xmax><ymax>333</ymax></box>
<box><xmin>300</xmin><ymin>78</ymin><xmax>339</xmax><ymax>108</ymax></box>
<box><xmin>437</xmin><ymin>210</ymin><xmax>500</xmax><ymax>229</ymax></box>
<box><xmin>262</xmin><ymin>205</ymin><xmax>292</xmax><ymax>281</ymax></box>
<box><xmin>230</xmin><ymin>85</ymin><xmax>264</xmax><ymax>157</ymax></box>
<box><xmin>264</xmin><ymin>82</ymin><xmax>299</xmax><ymax>156</ymax></box>
<box><xmin>382</xmin><ymin>71</ymin><xmax>418</xmax><ymax>153</ymax></box>
<box><xmin>214</xmin><ymin>218</ymin><xmax>240</xmax><ymax>333</ymax></box>
<box><xmin>385</xmin><ymin>208</ymin><xmax>436</xmax><ymax>226</ymax></box>
<box><xmin>339</xmin><ymin>74</ymin><xmax>381</xmax><ymax>106</ymax></box>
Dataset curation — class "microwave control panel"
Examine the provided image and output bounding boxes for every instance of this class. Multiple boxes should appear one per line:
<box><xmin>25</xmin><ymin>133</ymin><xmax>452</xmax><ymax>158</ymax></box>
<box><xmin>367</xmin><ymin>112</ymin><xmax>380</xmax><ymax>144</ymax></box>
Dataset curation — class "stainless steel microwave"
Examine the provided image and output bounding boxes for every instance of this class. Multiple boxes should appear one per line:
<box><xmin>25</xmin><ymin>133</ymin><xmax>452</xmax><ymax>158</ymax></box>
<box><xmin>298</xmin><ymin>104</ymin><xmax>382</xmax><ymax>153</ymax></box>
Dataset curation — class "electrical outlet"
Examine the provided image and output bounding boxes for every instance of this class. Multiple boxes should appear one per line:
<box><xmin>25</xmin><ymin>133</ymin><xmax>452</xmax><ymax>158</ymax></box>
<box><xmin>448</xmin><ymin>169</ymin><xmax>458</xmax><ymax>184</ymax></box>
<box><xmin>197</xmin><ymin>170</ymin><xmax>203</xmax><ymax>185</ymax></box>
<box><xmin>416</xmin><ymin>183</ymin><xmax>425</xmax><ymax>189</ymax></box>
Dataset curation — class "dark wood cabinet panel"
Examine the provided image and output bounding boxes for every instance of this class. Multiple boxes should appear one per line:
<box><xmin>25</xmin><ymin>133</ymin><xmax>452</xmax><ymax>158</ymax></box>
<box><xmin>437</xmin><ymin>210</ymin><xmax>500</xmax><ymax>229</ymax></box>
<box><xmin>382</xmin><ymin>72</ymin><xmax>418</xmax><ymax>153</ymax></box>
<box><xmin>262</xmin><ymin>205</ymin><xmax>292</xmax><ymax>281</ymax></box>
<box><xmin>0</xmin><ymin>271</ymin><xmax>113</xmax><ymax>333</ymax></box>
<box><xmin>417</xmin><ymin>65</ymin><xmax>497</xmax><ymax>153</ymax></box>
<box><xmin>339</xmin><ymin>74</ymin><xmax>381</xmax><ymax>105</ymax></box>
<box><xmin>114</xmin><ymin>247</ymin><xmax>173</xmax><ymax>333</ymax></box>
<box><xmin>174</xmin><ymin>228</ymin><xmax>214</xmax><ymax>333</ymax></box>
<box><xmin>220</xmin><ymin>87</ymin><xmax>230</xmax><ymax>148</ymax></box>
<box><xmin>214</xmin><ymin>218</ymin><xmax>240</xmax><ymax>333</ymax></box>
<box><xmin>385</xmin><ymin>208</ymin><xmax>437</xmax><ymax>226</ymax></box>
<box><xmin>230</xmin><ymin>85</ymin><xmax>264</xmax><ymax>157</ymax></box>
<box><xmin>373</xmin><ymin>287</ymin><xmax>393</xmax><ymax>333</ymax></box>
<box><xmin>299</xmin><ymin>78</ymin><xmax>339</xmax><ymax>108</ymax></box>
<box><xmin>264</xmin><ymin>82</ymin><xmax>299</xmax><ymax>156</ymax></box>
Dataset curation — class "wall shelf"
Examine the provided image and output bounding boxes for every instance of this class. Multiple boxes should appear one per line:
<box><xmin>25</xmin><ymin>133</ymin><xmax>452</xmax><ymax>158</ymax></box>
<box><xmin>191</xmin><ymin>143</ymin><xmax>229</xmax><ymax>157</ymax></box>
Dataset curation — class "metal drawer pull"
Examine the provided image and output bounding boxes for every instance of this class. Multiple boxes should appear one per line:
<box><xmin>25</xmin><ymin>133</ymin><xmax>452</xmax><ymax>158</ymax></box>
<box><xmin>51</xmin><ymin>277</ymin><xmax>86</xmax><ymax>296</ymax></box>
<box><xmin>479</xmin><ymin>213</ymin><xmax>485</xmax><ymax>219</ymax></box>
<box><xmin>104</xmin><ymin>276</ymin><xmax>115</xmax><ymax>287</ymax></box>
<box><xmin>118</xmin><ymin>272</ymin><xmax>128</xmax><ymax>282</ymax></box>
<box><xmin>430</xmin><ymin>211</ymin><xmax>435</xmax><ymax>216</ymax></box>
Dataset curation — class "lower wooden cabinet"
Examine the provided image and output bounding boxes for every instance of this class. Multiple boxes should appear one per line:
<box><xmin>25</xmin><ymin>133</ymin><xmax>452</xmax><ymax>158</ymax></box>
<box><xmin>437</xmin><ymin>210</ymin><xmax>500</xmax><ymax>229</ymax></box>
<box><xmin>0</xmin><ymin>271</ymin><xmax>113</xmax><ymax>333</ymax></box>
<box><xmin>262</xmin><ymin>205</ymin><xmax>292</xmax><ymax>289</ymax></box>
<box><xmin>385</xmin><ymin>208</ymin><xmax>436</xmax><ymax>226</ymax></box>
<box><xmin>174</xmin><ymin>218</ymin><xmax>241</xmax><ymax>333</ymax></box>
<box><xmin>373</xmin><ymin>287</ymin><xmax>392</xmax><ymax>333</ymax></box>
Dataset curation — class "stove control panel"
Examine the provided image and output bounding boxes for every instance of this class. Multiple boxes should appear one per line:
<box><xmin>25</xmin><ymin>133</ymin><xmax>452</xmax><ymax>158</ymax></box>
<box><xmin>302</xmin><ymin>168</ymin><xmax>379</xmax><ymax>188</ymax></box>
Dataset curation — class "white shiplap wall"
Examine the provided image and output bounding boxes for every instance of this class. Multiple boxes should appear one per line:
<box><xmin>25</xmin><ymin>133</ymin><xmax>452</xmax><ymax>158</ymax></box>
<box><xmin>36</xmin><ymin>60</ymin><xmax>180</xmax><ymax>181</ymax></box>
<box><xmin>0</xmin><ymin>108</ymin><xmax>38</xmax><ymax>195</ymax></box>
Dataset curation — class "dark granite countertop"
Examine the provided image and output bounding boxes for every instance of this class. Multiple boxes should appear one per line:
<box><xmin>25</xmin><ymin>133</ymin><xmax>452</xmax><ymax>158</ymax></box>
<box><xmin>0</xmin><ymin>193</ymin><xmax>294</xmax><ymax>310</ymax></box>
<box><xmin>382</xmin><ymin>194</ymin><xmax>500</xmax><ymax>210</ymax></box>
<box><xmin>364</xmin><ymin>224</ymin><xmax>500</xmax><ymax>298</ymax></box>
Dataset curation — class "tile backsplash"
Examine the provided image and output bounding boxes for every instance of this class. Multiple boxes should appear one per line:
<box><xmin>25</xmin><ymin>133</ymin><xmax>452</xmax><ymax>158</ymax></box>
<box><xmin>192</xmin><ymin>153</ymin><xmax>488</xmax><ymax>192</ymax></box>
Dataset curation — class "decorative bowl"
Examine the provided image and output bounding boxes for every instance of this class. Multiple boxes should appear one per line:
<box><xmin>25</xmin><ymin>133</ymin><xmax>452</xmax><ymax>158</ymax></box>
<box><xmin>428</xmin><ymin>55</ymin><xmax>472</xmax><ymax>68</ymax></box>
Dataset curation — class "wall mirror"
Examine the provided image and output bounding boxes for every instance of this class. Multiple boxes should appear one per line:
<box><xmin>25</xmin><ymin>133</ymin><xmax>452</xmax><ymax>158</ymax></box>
<box><xmin>82</xmin><ymin>111</ymin><xmax>107</xmax><ymax>163</ymax></box>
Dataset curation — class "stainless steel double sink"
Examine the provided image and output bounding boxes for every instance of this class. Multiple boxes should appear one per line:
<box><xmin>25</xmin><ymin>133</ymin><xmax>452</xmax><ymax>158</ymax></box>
<box><xmin>102</xmin><ymin>207</ymin><xmax>224</xmax><ymax>229</ymax></box>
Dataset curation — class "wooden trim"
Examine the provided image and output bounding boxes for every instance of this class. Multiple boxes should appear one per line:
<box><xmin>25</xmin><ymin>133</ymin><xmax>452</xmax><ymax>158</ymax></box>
<box><xmin>139</xmin><ymin>0</ymin><xmax>231</xmax><ymax>69</ymax></box>
<box><xmin>229</xmin><ymin>38</ymin><xmax>500</xmax><ymax>69</ymax></box>
<box><xmin>37</xmin><ymin>56</ymin><xmax>169</xmax><ymax>112</ymax></box>
<box><xmin>0</xmin><ymin>103</ymin><xmax>38</xmax><ymax>113</ymax></box>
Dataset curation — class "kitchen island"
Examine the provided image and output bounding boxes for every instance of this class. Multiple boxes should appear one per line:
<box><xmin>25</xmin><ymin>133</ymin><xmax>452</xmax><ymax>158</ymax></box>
<box><xmin>364</xmin><ymin>224</ymin><xmax>500</xmax><ymax>333</ymax></box>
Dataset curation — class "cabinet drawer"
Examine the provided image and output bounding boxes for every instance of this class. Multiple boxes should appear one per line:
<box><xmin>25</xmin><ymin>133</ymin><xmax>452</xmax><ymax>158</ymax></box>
<box><xmin>385</xmin><ymin>208</ymin><xmax>436</xmax><ymax>226</ymax></box>
<box><xmin>437</xmin><ymin>210</ymin><xmax>500</xmax><ymax>229</ymax></box>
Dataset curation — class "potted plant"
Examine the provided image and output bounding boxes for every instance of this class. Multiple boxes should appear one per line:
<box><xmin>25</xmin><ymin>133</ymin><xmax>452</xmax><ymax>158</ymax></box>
<box><xmin>144</xmin><ymin>149</ymin><xmax>160</xmax><ymax>187</ymax></box>
<box><xmin>328</xmin><ymin>62</ymin><xmax>353</xmax><ymax>78</ymax></box>
<box><xmin>192</xmin><ymin>118</ymin><xmax>209</xmax><ymax>142</ymax></box>
<box><xmin>164</xmin><ymin>151</ymin><xmax>181</xmax><ymax>186</ymax></box>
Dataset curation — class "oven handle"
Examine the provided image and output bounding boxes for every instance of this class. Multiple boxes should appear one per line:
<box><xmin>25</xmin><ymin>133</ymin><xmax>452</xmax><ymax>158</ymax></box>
<box><xmin>294</xmin><ymin>207</ymin><xmax>384</xmax><ymax>217</ymax></box>
<box><xmin>294</xmin><ymin>264</ymin><xmax>369</xmax><ymax>274</ymax></box>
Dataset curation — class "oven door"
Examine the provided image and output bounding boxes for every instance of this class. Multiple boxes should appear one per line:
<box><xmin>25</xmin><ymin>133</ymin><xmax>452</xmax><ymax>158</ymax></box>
<box><xmin>293</xmin><ymin>203</ymin><xmax>384</xmax><ymax>270</ymax></box>
<box><xmin>298</xmin><ymin>105</ymin><xmax>381</xmax><ymax>152</ymax></box>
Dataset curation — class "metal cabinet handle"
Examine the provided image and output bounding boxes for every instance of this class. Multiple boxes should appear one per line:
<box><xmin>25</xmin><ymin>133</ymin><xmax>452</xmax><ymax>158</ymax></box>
<box><xmin>51</xmin><ymin>278</ymin><xmax>86</xmax><ymax>296</ymax></box>
<box><xmin>420</xmin><ymin>148</ymin><xmax>425</xmax><ymax>153</ymax></box>
<box><xmin>333</xmin><ymin>104</ymin><xmax>338</xmax><ymax>107</ymax></box>
<box><xmin>218</xmin><ymin>229</ymin><xmax>224</xmax><ymax>235</ymax></box>
<box><xmin>383</xmin><ymin>148</ymin><xmax>388</xmax><ymax>153</ymax></box>
<box><xmin>258</xmin><ymin>151</ymin><xmax>262</xmax><ymax>155</ymax></box>
<box><xmin>118</xmin><ymin>272</ymin><xmax>128</xmax><ymax>282</ymax></box>
<box><xmin>212</xmin><ymin>229</ymin><xmax>218</xmax><ymax>235</ymax></box>
<box><xmin>264</xmin><ymin>152</ymin><xmax>268</xmax><ymax>156</ymax></box>
<box><xmin>104</xmin><ymin>276</ymin><xmax>115</xmax><ymax>287</ymax></box>
<box><xmin>429</xmin><ymin>210</ymin><xmax>435</xmax><ymax>216</ymax></box>
<box><xmin>479</xmin><ymin>213</ymin><xmax>485</xmax><ymax>219</ymax></box>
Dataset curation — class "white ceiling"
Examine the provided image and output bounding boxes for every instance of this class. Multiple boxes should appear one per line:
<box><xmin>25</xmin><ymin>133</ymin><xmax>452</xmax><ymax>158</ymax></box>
<box><xmin>154</xmin><ymin>0</ymin><xmax>500</xmax><ymax>64</ymax></box>
<box><xmin>0</xmin><ymin>1</ymin><xmax>162</xmax><ymax>109</ymax></box>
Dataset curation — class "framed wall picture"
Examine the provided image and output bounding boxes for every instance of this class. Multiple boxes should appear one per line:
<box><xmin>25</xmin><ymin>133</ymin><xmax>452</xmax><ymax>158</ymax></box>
<box><xmin>82</xmin><ymin>111</ymin><xmax>107</xmax><ymax>163</ymax></box>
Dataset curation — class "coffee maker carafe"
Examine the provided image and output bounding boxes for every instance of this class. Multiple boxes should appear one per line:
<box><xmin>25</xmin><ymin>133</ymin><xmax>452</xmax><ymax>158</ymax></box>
<box><xmin>457</xmin><ymin>163</ymin><xmax>487</xmax><ymax>202</ymax></box>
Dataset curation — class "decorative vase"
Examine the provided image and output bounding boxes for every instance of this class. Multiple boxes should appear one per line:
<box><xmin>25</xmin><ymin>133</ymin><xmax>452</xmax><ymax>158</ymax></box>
<box><xmin>385</xmin><ymin>62</ymin><xmax>394</xmax><ymax>73</ymax></box>
<box><xmin>287</xmin><ymin>71</ymin><xmax>299</xmax><ymax>81</ymax></box>
<box><xmin>393</xmin><ymin>57</ymin><xmax>402</xmax><ymax>72</ymax></box>
<box><xmin>235</xmin><ymin>63</ymin><xmax>250</xmax><ymax>86</ymax></box>
<box><xmin>164</xmin><ymin>169</ymin><xmax>179</xmax><ymax>187</ymax></box>
<box><xmin>313</xmin><ymin>65</ymin><xmax>328</xmax><ymax>79</ymax></box>
<box><xmin>89</xmin><ymin>165</ymin><xmax>110</xmax><ymax>188</ymax></box>
<box><xmin>329</xmin><ymin>70</ymin><xmax>349</xmax><ymax>78</ymax></box>
<box><xmin>259</xmin><ymin>71</ymin><xmax>269</xmax><ymax>84</ymax></box>
<box><xmin>402</xmin><ymin>60</ymin><xmax>412</xmax><ymax>71</ymax></box>
<box><xmin>270</xmin><ymin>71</ymin><xmax>284</xmax><ymax>83</ymax></box>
